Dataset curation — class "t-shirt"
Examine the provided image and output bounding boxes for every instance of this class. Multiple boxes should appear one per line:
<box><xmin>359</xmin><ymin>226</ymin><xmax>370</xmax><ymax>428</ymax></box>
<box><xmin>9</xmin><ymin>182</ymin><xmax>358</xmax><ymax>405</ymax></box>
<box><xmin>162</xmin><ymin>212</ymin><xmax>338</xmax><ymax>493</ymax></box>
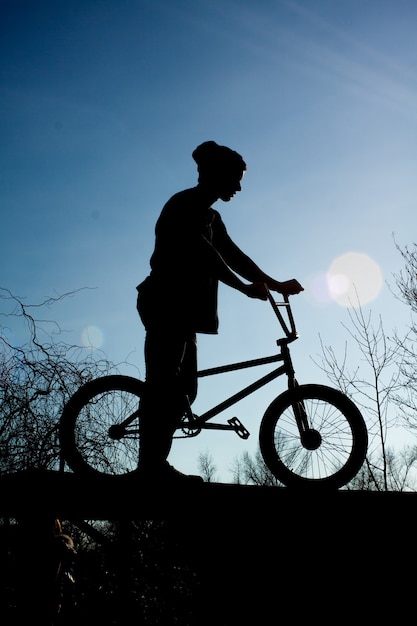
<box><xmin>138</xmin><ymin>187</ymin><xmax>234</xmax><ymax>334</ymax></box>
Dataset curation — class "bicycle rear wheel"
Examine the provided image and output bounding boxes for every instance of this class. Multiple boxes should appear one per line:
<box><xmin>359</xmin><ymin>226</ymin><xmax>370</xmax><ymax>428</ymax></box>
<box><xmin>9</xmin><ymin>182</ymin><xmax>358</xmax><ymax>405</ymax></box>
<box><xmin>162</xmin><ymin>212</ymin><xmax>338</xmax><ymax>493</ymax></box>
<box><xmin>60</xmin><ymin>375</ymin><xmax>144</xmax><ymax>478</ymax></box>
<box><xmin>259</xmin><ymin>384</ymin><xmax>368</xmax><ymax>490</ymax></box>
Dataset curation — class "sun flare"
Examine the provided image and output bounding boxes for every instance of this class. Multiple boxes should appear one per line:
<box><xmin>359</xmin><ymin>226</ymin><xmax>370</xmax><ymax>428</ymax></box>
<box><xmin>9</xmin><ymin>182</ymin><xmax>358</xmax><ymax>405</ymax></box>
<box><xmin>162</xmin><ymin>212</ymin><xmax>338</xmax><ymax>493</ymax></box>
<box><xmin>326</xmin><ymin>252</ymin><xmax>383</xmax><ymax>307</ymax></box>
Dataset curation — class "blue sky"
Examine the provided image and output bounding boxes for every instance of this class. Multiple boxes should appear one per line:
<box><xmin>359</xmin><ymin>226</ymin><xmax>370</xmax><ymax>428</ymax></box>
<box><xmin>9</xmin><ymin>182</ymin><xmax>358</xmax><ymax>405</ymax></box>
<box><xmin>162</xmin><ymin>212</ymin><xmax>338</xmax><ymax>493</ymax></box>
<box><xmin>1</xmin><ymin>0</ymin><xmax>416</xmax><ymax>480</ymax></box>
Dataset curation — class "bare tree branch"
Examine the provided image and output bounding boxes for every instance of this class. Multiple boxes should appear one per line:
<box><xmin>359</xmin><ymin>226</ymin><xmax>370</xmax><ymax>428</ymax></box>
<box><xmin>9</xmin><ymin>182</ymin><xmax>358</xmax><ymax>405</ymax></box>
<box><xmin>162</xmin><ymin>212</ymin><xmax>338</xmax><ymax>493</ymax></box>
<box><xmin>0</xmin><ymin>288</ymin><xmax>117</xmax><ymax>475</ymax></box>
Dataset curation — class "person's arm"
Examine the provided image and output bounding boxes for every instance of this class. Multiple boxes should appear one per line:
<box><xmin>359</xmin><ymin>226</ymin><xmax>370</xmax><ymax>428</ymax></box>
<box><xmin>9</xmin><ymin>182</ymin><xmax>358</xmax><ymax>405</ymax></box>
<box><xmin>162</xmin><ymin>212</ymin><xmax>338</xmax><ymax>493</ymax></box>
<box><xmin>211</xmin><ymin>217</ymin><xmax>304</xmax><ymax>296</ymax></box>
<box><xmin>199</xmin><ymin>234</ymin><xmax>268</xmax><ymax>298</ymax></box>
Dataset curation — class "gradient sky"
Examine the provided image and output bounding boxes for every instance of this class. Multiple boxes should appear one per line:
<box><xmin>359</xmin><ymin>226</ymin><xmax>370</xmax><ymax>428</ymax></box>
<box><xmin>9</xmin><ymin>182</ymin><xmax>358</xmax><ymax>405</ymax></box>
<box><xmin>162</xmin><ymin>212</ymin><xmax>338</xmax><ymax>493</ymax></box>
<box><xmin>1</xmin><ymin>0</ymin><xmax>416</xmax><ymax>480</ymax></box>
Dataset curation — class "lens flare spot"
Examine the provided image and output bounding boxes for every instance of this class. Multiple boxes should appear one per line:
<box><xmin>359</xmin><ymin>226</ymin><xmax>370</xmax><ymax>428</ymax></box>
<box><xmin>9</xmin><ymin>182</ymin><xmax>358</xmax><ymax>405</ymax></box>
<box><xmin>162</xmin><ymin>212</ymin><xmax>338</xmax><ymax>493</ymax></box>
<box><xmin>327</xmin><ymin>252</ymin><xmax>383</xmax><ymax>307</ymax></box>
<box><xmin>81</xmin><ymin>325</ymin><xmax>104</xmax><ymax>349</ymax></box>
<box><xmin>328</xmin><ymin>273</ymin><xmax>350</xmax><ymax>295</ymax></box>
<box><xmin>309</xmin><ymin>273</ymin><xmax>332</xmax><ymax>304</ymax></box>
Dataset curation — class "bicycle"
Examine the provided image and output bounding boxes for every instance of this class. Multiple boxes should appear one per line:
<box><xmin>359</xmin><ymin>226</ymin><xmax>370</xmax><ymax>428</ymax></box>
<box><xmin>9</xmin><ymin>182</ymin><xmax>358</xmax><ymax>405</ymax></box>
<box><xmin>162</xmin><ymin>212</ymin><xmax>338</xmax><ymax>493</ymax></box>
<box><xmin>60</xmin><ymin>293</ymin><xmax>368</xmax><ymax>489</ymax></box>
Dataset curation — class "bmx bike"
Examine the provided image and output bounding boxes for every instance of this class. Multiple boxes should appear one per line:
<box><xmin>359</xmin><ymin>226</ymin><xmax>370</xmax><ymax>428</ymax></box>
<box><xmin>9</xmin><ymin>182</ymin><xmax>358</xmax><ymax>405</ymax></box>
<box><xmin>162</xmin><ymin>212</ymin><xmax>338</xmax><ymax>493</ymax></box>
<box><xmin>60</xmin><ymin>293</ymin><xmax>368</xmax><ymax>489</ymax></box>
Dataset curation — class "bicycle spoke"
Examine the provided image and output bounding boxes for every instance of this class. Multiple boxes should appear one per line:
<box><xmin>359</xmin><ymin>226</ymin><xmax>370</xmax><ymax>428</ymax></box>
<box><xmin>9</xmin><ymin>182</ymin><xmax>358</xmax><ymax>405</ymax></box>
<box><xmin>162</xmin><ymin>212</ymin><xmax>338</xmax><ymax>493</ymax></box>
<box><xmin>73</xmin><ymin>390</ymin><xmax>139</xmax><ymax>474</ymax></box>
<box><xmin>260</xmin><ymin>384</ymin><xmax>367</xmax><ymax>488</ymax></box>
<box><xmin>60</xmin><ymin>376</ymin><xmax>143</xmax><ymax>477</ymax></box>
<box><xmin>276</xmin><ymin>398</ymin><xmax>355</xmax><ymax>480</ymax></box>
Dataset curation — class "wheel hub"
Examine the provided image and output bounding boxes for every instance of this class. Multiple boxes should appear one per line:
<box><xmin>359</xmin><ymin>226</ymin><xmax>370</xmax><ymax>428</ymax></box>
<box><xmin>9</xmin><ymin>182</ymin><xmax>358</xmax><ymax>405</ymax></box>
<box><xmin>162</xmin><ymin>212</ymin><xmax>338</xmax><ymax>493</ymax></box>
<box><xmin>301</xmin><ymin>429</ymin><xmax>322</xmax><ymax>451</ymax></box>
<box><xmin>108</xmin><ymin>424</ymin><xmax>126</xmax><ymax>440</ymax></box>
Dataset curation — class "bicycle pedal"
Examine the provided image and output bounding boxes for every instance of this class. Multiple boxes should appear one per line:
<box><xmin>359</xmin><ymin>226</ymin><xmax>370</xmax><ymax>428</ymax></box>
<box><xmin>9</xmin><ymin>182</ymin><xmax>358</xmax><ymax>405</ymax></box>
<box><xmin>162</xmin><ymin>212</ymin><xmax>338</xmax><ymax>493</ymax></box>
<box><xmin>228</xmin><ymin>417</ymin><xmax>250</xmax><ymax>439</ymax></box>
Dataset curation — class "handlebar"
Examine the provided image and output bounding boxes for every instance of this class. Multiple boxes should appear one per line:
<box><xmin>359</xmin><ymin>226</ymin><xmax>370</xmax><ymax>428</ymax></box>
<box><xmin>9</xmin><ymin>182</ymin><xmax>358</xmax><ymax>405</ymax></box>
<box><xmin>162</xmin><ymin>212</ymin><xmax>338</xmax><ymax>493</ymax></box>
<box><xmin>267</xmin><ymin>291</ymin><xmax>299</xmax><ymax>345</ymax></box>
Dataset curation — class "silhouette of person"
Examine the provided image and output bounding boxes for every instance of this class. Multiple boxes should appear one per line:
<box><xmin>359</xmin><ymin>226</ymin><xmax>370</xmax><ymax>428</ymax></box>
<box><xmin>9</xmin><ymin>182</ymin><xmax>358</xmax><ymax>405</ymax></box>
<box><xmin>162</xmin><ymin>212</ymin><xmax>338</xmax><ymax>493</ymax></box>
<box><xmin>136</xmin><ymin>140</ymin><xmax>303</xmax><ymax>482</ymax></box>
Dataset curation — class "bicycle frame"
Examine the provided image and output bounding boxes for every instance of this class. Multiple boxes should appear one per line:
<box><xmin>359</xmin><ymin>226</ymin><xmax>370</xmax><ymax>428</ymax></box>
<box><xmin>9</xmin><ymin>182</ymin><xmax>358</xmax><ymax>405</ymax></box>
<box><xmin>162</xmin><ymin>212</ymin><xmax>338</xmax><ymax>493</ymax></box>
<box><xmin>179</xmin><ymin>293</ymin><xmax>302</xmax><ymax>439</ymax></box>
<box><xmin>114</xmin><ymin>293</ymin><xmax>305</xmax><ymax>441</ymax></box>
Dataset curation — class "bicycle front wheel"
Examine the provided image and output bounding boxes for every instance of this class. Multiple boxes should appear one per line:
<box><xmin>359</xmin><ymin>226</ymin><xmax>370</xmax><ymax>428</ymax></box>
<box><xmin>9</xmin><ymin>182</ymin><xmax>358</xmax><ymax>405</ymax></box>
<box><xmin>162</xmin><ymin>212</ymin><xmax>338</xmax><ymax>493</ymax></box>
<box><xmin>60</xmin><ymin>375</ymin><xmax>144</xmax><ymax>478</ymax></box>
<box><xmin>259</xmin><ymin>384</ymin><xmax>368</xmax><ymax>490</ymax></box>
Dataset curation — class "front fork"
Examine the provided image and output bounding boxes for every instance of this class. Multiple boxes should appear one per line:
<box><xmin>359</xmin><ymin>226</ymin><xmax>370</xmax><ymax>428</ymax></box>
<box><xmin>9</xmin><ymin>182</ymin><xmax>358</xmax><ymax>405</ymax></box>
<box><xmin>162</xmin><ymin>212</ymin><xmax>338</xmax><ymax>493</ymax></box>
<box><xmin>284</xmin><ymin>345</ymin><xmax>322</xmax><ymax>451</ymax></box>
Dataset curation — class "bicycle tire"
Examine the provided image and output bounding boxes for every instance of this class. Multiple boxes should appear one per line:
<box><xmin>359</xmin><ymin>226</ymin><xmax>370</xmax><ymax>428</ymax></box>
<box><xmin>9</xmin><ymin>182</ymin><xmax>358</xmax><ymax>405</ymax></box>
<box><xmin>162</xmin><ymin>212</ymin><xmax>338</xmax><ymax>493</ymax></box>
<box><xmin>259</xmin><ymin>384</ymin><xmax>368</xmax><ymax>490</ymax></box>
<box><xmin>60</xmin><ymin>375</ymin><xmax>144</xmax><ymax>478</ymax></box>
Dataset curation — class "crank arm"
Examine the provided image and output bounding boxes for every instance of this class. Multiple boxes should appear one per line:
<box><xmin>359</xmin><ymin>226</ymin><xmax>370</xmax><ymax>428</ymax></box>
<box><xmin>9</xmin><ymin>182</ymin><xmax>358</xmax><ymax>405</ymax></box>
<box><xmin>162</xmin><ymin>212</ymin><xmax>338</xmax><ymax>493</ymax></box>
<box><xmin>181</xmin><ymin>416</ymin><xmax>250</xmax><ymax>439</ymax></box>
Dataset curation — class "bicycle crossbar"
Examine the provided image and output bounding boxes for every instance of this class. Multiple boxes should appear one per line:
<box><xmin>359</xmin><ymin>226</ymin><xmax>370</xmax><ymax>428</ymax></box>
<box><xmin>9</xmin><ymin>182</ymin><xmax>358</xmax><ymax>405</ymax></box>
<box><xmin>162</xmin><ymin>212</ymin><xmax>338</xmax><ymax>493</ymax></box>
<box><xmin>197</xmin><ymin>353</ymin><xmax>284</xmax><ymax>378</ymax></box>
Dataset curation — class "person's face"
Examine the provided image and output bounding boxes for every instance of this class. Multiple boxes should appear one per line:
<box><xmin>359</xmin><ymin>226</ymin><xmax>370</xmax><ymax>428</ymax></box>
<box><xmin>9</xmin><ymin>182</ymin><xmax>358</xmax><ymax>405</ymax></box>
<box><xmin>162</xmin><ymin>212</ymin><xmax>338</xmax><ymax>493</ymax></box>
<box><xmin>217</xmin><ymin>169</ymin><xmax>245</xmax><ymax>202</ymax></box>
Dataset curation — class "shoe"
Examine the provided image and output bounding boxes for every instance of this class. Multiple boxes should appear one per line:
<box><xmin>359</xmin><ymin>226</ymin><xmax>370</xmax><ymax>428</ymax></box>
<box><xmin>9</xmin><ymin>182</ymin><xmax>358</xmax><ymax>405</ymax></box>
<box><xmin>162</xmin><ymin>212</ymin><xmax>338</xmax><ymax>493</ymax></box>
<box><xmin>161</xmin><ymin>462</ymin><xmax>204</xmax><ymax>484</ymax></box>
<box><xmin>140</xmin><ymin>461</ymin><xmax>204</xmax><ymax>485</ymax></box>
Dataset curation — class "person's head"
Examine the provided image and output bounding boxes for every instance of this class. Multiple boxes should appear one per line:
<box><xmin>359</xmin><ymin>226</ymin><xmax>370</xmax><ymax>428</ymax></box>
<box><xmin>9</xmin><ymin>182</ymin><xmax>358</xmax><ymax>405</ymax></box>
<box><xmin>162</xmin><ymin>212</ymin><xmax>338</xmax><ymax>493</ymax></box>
<box><xmin>192</xmin><ymin>140</ymin><xmax>247</xmax><ymax>201</ymax></box>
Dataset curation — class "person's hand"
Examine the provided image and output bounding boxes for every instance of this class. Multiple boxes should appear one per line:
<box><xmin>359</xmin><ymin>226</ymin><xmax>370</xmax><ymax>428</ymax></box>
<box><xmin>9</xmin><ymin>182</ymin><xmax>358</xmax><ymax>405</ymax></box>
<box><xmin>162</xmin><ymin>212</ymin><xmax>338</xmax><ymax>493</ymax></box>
<box><xmin>270</xmin><ymin>279</ymin><xmax>304</xmax><ymax>295</ymax></box>
<box><xmin>244</xmin><ymin>282</ymin><xmax>269</xmax><ymax>300</ymax></box>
